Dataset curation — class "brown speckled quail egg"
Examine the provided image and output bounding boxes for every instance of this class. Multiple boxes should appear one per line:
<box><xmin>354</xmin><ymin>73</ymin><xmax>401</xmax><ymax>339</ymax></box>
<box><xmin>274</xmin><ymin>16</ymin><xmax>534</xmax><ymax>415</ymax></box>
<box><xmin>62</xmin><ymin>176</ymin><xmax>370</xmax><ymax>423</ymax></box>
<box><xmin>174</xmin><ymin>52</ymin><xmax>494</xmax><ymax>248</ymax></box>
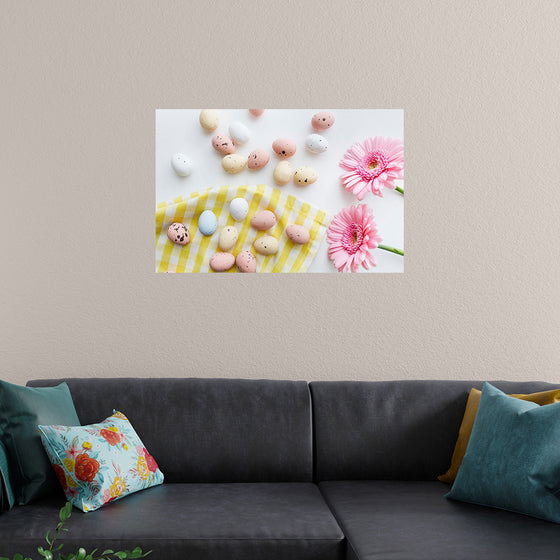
<box><xmin>167</xmin><ymin>223</ymin><xmax>190</xmax><ymax>245</ymax></box>
<box><xmin>248</xmin><ymin>148</ymin><xmax>270</xmax><ymax>170</ymax></box>
<box><xmin>272</xmin><ymin>138</ymin><xmax>297</xmax><ymax>158</ymax></box>
<box><xmin>311</xmin><ymin>111</ymin><xmax>335</xmax><ymax>131</ymax></box>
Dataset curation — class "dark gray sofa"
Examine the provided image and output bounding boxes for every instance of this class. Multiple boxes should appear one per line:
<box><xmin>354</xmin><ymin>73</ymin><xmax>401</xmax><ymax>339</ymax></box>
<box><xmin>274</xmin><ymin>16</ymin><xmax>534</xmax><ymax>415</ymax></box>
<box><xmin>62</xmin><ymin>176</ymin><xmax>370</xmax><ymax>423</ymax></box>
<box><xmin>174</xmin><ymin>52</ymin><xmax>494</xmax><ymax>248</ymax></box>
<box><xmin>1</xmin><ymin>378</ymin><xmax>559</xmax><ymax>560</ymax></box>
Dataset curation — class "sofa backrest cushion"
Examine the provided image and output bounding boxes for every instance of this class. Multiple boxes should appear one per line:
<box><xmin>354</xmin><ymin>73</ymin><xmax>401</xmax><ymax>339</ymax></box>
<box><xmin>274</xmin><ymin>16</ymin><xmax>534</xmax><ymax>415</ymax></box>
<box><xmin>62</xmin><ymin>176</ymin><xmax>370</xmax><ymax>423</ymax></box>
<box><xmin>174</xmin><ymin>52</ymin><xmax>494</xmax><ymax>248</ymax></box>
<box><xmin>310</xmin><ymin>380</ymin><xmax>560</xmax><ymax>481</ymax></box>
<box><xmin>27</xmin><ymin>378</ymin><xmax>313</xmax><ymax>483</ymax></box>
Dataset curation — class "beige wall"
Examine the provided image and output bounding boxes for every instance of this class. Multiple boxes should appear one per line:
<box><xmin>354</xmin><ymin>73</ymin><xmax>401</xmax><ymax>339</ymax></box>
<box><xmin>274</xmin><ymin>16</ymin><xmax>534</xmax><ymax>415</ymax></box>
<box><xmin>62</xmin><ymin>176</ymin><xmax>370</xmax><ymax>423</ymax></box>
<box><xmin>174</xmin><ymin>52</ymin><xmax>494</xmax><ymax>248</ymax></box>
<box><xmin>3</xmin><ymin>1</ymin><xmax>560</xmax><ymax>385</ymax></box>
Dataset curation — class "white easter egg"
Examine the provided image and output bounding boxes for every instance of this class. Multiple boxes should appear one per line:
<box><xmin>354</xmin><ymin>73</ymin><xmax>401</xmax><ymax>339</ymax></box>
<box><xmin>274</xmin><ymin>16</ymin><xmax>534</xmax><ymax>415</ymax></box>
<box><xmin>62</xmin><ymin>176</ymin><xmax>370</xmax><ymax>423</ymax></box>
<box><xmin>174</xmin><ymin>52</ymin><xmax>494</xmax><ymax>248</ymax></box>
<box><xmin>229</xmin><ymin>198</ymin><xmax>249</xmax><ymax>222</ymax></box>
<box><xmin>170</xmin><ymin>153</ymin><xmax>193</xmax><ymax>176</ymax></box>
<box><xmin>229</xmin><ymin>121</ymin><xmax>250</xmax><ymax>145</ymax></box>
<box><xmin>305</xmin><ymin>134</ymin><xmax>328</xmax><ymax>154</ymax></box>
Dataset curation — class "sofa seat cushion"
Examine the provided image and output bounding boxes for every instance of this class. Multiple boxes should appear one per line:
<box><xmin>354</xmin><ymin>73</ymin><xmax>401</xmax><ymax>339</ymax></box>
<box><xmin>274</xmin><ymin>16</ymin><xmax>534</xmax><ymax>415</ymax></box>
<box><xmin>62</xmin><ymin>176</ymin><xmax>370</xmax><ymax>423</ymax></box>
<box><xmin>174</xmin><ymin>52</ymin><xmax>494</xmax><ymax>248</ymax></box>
<box><xmin>0</xmin><ymin>483</ymin><xmax>344</xmax><ymax>560</ymax></box>
<box><xmin>319</xmin><ymin>481</ymin><xmax>560</xmax><ymax>560</ymax></box>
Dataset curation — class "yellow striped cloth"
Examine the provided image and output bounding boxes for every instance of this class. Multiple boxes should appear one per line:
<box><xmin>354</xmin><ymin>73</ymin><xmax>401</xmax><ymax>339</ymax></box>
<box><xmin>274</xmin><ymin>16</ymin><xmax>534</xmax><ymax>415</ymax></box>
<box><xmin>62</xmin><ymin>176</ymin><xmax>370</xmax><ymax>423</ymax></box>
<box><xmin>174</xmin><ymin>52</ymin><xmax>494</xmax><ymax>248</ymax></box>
<box><xmin>156</xmin><ymin>184</ymin><xmax>330</xmax><ymax>273</ymax></box>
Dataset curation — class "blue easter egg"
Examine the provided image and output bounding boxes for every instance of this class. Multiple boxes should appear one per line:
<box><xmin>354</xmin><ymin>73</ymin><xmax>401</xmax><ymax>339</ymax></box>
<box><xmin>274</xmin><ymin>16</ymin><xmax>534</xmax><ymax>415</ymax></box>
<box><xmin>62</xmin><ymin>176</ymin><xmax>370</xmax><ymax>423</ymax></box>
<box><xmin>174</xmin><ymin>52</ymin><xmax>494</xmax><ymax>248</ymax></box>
<box><xmin>198</xmin><ymin>210</ymin><xmax>218</xmax><ymax>236</ymax></box>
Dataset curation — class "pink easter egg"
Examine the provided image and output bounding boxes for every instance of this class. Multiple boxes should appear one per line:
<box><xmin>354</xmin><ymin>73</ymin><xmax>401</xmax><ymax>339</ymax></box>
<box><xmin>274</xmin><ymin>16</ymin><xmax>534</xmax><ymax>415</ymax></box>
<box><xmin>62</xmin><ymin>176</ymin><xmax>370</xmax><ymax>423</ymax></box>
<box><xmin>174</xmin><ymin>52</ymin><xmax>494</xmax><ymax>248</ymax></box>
<box><xmin>236</xmin><ymin>250</ymin><xmax>257</xmax><ymax>273</ymax></box>
<box><xmin>167</xmin><ymin>223</ymin><xmax>190</xmax><ymax>245</ymax></box>
<box><xmin>286</xmin><ymin>224</ymin><xmax>310</xmax><ymax>245</ymax></box>
<box><xmin>247</xmin><ymin>148</ymin><xmax>270</xmax><ymax>170</ymax></box>
<box><xmin>249</xmin><ymin>109</ymin><xmax>264</xmax><ymax>117</ymax></box>
<box><xmin>251</xmin><ymin>210</ymin><xmax>277</xmax><ymax>231</ymax></box>
<box><xmin>272</xmin><ymin>138</ymin><xmax>297</xmax><ymax>158</ymax></box>
<box><xmin>311</xmin><ymin>111</ymin><xmax>335</xmax><ymax>131</ymax></box>
<box><xmin>211</xmin><ymin>134</ymin><xmax>235</xmax><ymax>155</ymax></box>
<box><xmin>209</xmin><ymin>252</ymin><xmax>236</xmax><ymax>272</ymax></box>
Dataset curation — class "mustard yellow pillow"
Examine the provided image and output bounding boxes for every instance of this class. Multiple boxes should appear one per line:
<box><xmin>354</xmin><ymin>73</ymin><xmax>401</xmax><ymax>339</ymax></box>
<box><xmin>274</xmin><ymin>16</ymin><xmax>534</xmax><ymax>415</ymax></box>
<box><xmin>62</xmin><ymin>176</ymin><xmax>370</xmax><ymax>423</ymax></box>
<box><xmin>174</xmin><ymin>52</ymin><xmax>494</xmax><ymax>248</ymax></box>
<box><xmin>438</xmin><ymin>387</ymin><xmax>560</xmax><ymax>484</ymax></box>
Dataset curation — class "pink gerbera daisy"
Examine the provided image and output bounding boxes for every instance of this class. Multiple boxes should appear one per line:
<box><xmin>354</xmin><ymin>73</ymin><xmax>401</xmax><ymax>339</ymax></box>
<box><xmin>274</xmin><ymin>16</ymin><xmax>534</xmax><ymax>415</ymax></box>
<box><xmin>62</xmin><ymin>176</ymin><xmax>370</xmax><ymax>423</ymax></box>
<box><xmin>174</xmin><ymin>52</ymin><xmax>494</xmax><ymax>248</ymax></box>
<box><xmin>339</xmin><ymin>136</ymin><xmax>404</xmax><ymax>200</ymax></box>
<box><xmin>327</xmin><ymin>205</ymin><xmax>383</xmax><ymax>272</ymax></box>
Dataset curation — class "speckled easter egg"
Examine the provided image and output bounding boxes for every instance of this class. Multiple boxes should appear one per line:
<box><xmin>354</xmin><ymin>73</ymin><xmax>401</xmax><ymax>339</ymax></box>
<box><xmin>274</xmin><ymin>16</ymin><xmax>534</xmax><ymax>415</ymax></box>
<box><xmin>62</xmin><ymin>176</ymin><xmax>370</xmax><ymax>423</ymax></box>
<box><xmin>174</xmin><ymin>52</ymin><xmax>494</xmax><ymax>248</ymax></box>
<box><xmin>218</xmin><ymin>226</ymin><xmax>239</xmax><ymax>251</ymax></box>
<box><xmin>199</xmin><ymin>109</ymin><xmax>219</xmax><ymax>132</ymax></box>
<box><xmin>251</xmin><ymin>210</ymin><xmax>277</xmax><ymax>231</ymax></box>
<box><xmin>167</xmin><ymin>223</ymin><xmax>190</xmax><ymax>245</ymax></box>
<box><xmin>311</xmin><ymin>111</ymin><xmax>335</xmax><ymax>131</ymax></box>
<box><xmin>254</xmin><ymin>236</ymin><xmax>279</xmax><ymax>255</ymax></box>
<box><xmin>249</xmin><ymin>109</ymin><xmax>264</xmax><ymax>117</ymax></box>
<box><xmin>236</xmin><ymin>250</ymin><xmax>257</xmax><ymax>273</ymax></box>
<box><xmin>272</xmin><ymin>138</ymin><xmax>297</xmax><ymax>158</ymax></box>
<box><xmin>286</xmin><ymin>224</ymin><xmax>310</xmax><ymax>244</ymax></box>
<box><xmin>209</xmin><ymin>252</ymin><xmax>236</xmax><ymax>272</ymax></box>
<box><xmin>198</xmin><ymin>210</ymin><xmax>218</xmax><ymax>236</ymax></box>
<box><xmin>294</xmin><ymin>166</ymin><xmax>318</xmax><ymax>185</ymax></box>
<box><xmin>247</xmin><ymin>148</ymin><xmax>270</xmax><ymax>170</ymax></box>
<box><xmin>222</xmin><ymin>154</ymin><xmax>247</xmax><ymax>174</ymax></box>
<box><xmin>305</xmin><ymin>134</ymin><xmax>328</xmax><ymax>154</ymax></box>
<box><xmin>229</xmin><ymin>198</ymin><xmax>249</xmax><ymax>221</ymax></box>
<box><xmin>212</xmin><ymin>134</ymin><xmax>235</xmax><ymax>155</ymax></box>
<box><xmin>170</xmin><ymin>153</ymin><xmax>193</xmax><ymax>177</ymax></box>
<box><xmin>229</xmin><ymin>121</ymin><xmax>250</xmax><ymax>145</ymax></box>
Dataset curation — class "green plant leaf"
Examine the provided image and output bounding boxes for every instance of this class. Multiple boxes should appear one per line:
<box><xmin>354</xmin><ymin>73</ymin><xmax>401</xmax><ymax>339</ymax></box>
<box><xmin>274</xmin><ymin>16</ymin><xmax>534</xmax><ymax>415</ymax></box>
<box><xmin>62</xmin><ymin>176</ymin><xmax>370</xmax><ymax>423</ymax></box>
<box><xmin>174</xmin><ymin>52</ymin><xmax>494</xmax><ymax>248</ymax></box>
<box><xmin>14</xmin><ymin>554</ymin><xmax>23</xmax><ymax>560</ymax></box>
<box><xmin>54</xmin><ymin>545</ymin><xmax>64</xmax><ymax>552</ymax></box>
<box><xmin>114</xmin><ymin>553</ymin><xmax>127</xmax><ymax>560</ymax></box>
<box><xmin>59</xmin><ymin>502</ymin><xmax>72</xmax><ymax>522</ymax></box>
<box><xmin>64</xmin><ymin>502</ymin><xmax>73</xmax><ymax>518</ymax></box>
<box><xmin>100</xmin><ymin>552</ymin><xmax>114</xmax><ymax>556</ymax></box>
<box><xmin>0</xmin><ymin>556</ymin><xmax>9</xmax><ymax>560</ymax></box>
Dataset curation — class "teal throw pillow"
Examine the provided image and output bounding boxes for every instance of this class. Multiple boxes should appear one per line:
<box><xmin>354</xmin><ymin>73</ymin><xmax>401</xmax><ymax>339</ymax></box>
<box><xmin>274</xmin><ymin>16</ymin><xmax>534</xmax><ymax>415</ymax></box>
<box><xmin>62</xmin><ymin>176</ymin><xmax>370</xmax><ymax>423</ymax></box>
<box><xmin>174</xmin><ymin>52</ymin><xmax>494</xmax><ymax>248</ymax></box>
<box><xmin>39</xmin><ymin>411</ymin><xmax>164</xmax><ymax>512</ymax></box>
<box><xmin>0</xmin><ymin>380</ymin><xmax>80</xmax><ymax>504</ymax></box>
<box><xmin>446</xmin><ymin>382</ymin><xmax>560</xmax><ymax>523</ymax></box>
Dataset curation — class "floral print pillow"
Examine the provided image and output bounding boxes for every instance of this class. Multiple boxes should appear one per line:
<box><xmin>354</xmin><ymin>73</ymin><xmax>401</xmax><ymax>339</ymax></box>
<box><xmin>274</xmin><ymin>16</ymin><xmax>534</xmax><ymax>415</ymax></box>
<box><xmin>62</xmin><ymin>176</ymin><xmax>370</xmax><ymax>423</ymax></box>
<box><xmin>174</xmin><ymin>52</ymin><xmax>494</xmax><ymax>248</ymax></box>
<box><xmin>38</xmin><ymin>411</ymin><xmax>164</xmax><ymax>512</ymax></box>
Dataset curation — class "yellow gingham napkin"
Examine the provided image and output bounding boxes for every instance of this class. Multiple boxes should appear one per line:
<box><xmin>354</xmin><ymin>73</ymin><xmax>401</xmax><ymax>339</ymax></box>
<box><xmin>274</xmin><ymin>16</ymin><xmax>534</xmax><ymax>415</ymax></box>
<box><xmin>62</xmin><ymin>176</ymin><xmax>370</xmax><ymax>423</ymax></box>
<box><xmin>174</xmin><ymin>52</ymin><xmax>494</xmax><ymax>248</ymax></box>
<box><xmin>156</xmin><ymin>184</ymin><xmax>330</xmax><ymax>273</ymax></box>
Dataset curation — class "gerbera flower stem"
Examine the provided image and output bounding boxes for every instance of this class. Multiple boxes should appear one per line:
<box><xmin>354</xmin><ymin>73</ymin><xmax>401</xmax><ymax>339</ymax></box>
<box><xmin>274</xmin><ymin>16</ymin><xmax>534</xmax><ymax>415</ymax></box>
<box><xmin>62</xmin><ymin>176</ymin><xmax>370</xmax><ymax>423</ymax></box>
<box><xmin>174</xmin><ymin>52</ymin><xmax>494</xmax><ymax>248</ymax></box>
<box><xmin>378</xmin><ymin>244</ymin><xmax>404</xmax><ymax>256</ymax></box>
<box><xmin>395</xmin><ymin>186</ymin><xmax>404</xmax><ymax>195</ymax></box>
